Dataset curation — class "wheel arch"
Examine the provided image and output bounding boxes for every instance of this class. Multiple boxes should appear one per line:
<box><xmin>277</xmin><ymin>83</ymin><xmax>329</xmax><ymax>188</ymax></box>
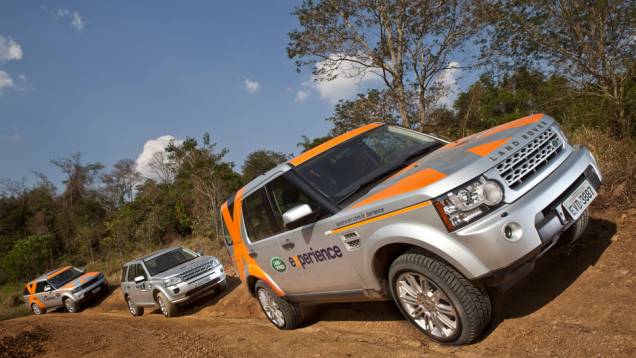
<box><xmin>364</xmin><ymin>223</ymin><xmax>490</xmax><ymax>289</ymax></box>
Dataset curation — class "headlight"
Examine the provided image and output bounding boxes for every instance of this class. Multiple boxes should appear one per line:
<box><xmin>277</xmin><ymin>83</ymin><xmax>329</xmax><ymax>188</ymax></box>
<box><xmin>164</xmin><ymin>277</ymin><xmax>182</xmax><ymax>287</ymax></box>
<box><xmin>433</xmin><ymin>176</ymin><xmax>504</xmax><ymax>231</ymax></box>
<box><xmin>210</xmin><ymin>258</ymin><xmax>220</xmax><ymax>267</ymax></box>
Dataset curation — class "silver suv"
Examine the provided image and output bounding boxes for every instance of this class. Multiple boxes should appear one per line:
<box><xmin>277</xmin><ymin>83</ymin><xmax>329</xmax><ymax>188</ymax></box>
<box><xmin>23</xmin><ymin>266</ymin><xmax>108</xmax><ymax>315</ymax></box>
<box><xmin>121</xmin><ymin>247</ymin><xmax>226</xmax><ymax>317</ymax></box>
<box><xmin>221</xmin><ymin>114</ymin><xmax>601</xmax><ymax>344</ymax></box>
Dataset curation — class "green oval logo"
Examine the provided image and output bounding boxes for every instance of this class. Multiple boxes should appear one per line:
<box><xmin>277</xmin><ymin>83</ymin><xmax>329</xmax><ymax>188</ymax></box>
<box><xmin>271</xmin><ymin>257</ymin><xmax>287</xmax><ymax>273</ymax></box>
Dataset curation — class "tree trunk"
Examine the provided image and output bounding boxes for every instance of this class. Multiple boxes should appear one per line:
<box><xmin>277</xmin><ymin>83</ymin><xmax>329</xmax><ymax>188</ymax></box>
<box><xmin>417</xmin><ymin>88</ymin><xmax>427</xmax><ymax>131</ymax></box>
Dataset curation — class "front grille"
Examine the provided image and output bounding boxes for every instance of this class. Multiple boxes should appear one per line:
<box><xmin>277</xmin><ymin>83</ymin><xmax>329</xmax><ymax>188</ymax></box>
<box><xmin>181</xmin><ymin>261</ymin><xmax>214</xmax><ymax>282</ymax></box>
<box><xmin>496</xmin><ymin>127</ymin><xmax>563</xmax><ymax>188</ymax></box>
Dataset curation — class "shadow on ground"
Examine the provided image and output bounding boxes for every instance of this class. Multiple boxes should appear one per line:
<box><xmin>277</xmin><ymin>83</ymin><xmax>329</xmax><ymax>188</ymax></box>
<box><xmin>303</xmin><ymin>217</ymin><xmax>616</xmax><ymax>338</ymax></box>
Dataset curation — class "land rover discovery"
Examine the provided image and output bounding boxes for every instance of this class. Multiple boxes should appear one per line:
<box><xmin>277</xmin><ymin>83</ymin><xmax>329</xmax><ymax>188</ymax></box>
<box><xmin>220</xmin><ymin>114</ymin><xmax>601</xmax><ymax>344</ymax></box>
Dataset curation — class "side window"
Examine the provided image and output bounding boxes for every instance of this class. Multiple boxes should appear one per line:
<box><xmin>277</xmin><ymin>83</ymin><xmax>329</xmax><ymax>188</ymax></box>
<box><xmin>267</xmin><ymin>175</ymin><xmax>320</xmax><ymax>222</ymax></box>
<box><xmin>35</xmin><ymin>281</ymin><xmax>47</xmax><ymax>293</ymax></box>
<box><xmin>126</xmin><ymin>264</ymin><xmax>137</xmax><ymax>282</ymax></box>
<box><xmin>121</xmin><ymin>266</ymin><xmax>128</xmax><ymax>282</ymax></box>
<box><xmin>242</xmin><ymin>188</ymin><xmax>281</xmax><ymax>242</ymax></box>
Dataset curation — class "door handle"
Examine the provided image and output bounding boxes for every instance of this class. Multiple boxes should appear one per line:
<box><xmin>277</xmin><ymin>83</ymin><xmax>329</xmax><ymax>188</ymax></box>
<box><xmin>248</xmin><ymin>250</ymin><xmax>258</xmax><ymax>258</ymax></box>
<box><xmin>281</xmin><ymin>240</ymin><xmax>295</xmax><ymax>250</ymax></box>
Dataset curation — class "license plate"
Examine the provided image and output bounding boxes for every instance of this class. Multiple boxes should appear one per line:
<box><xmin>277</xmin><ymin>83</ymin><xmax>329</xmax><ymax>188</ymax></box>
<box><xmin>91</xmin><ymin>287</ymin><xmax>101</xmax><ymax>294</ymax></box>
<box><xmin>562</xmin><ymin>180</ymin><xmax>597</xmax><ymax>220</ymax></box>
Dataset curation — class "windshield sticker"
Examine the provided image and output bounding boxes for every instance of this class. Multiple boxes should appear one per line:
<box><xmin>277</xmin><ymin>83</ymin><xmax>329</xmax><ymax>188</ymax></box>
<box><xmin>288</xmin><ymin>245</ymin><xmax>343</xmax><ymax>270</ymax></box>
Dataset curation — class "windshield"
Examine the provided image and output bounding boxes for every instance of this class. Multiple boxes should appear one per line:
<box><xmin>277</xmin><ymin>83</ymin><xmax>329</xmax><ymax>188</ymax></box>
<box><xmin>295</xmin><ymin>125</ymin><xmax>441</xmax><ymax>204</ymax></box>
<box><xmin>48</xmin><ymin>268</ymin><xmax>83</xmax><ymax>289</ymax></box>
<box><xmin>144</xmin><ymin>248</ymin><xmax>197</xmax><ymax>276</ymax></box>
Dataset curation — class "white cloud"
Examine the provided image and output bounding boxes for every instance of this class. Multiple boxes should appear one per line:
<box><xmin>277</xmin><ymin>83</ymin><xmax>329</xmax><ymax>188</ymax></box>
<box><xmin>311</xmin><ymin>54</ymin><xmax>379</xmax><ymax>104</ymax></box>
<box><xmin>0</xmin><ymin>133</ymin><xmax>22</xmax><ymax>144</ymax></box>
<box><xmin>0</xmin><ymin>35</ymin><xmax>23</xmax><ymax>62</ymax></box>
<box><xmin>243</xmin><ymin>79</ymin><xmax>260</xmax><ymax>93</ymax></box>
<box><xmin>435</xmin><ymin>61</ymin><xmax>461</xmax><ymax>108</ymax></box>
<box><xmin>57</xmin><ymin>9</ymin><xmax>85</xmax><ymax>31</ymax></box>
<box><xmin>294</xmin><ymin>90</ymin><xmax>308</xmax><ymax>102</ymax></box>
<box><xmin>135</xmin><ymin>135</ymin><xmax>183</xmax><ymax>181</ymax></box>
<box><xmin>0</xmin><ymin>71</ymin><xmax>15</xmax><ymax>92</ymax></box>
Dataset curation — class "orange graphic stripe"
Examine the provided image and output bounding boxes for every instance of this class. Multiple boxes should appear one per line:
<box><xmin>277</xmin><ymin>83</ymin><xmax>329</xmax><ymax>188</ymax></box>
<box><xmin>468</xmin><ymin>137</ymin><xmax>512</xmax><ymax>157</ymax></box>
<box><xmin>25</xmin><ymin>281</ymin><xmax>45</xmax><ymax>309</ymax></box>
<box><xmin>289</xmin><ymin>122</ymin><xmax>383</xmax><ymax>166</ymax></box>
<box><xmin>480</xmin><ymin>113</ymin><xmax>544</xmax><ymax>138</ymax></box>
<box><xmin>352</xmin><ymin>168</ymin><xmax>446</xmax><ymax>208</ymax></box>
<box><xmin>330</xmin><ymin>201</ymin><xmax>432</xmax><ymax>234</ymax></box>
<box><xmin>47</xmin><ymin>266</ymin><xmax>71</xmax><ymax>279</ymax></box>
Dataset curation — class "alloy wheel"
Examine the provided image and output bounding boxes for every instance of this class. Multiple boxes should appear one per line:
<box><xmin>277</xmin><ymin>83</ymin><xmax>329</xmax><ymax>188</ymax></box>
<box><xmin>257</xmin><ymin>288</ymin><xmax>285</xmax><ymax>327</ymax></box>
<box><xmin>396</xmin><ymin>271</ymin><xmax>460</xmax><ymax>339</ymax></box>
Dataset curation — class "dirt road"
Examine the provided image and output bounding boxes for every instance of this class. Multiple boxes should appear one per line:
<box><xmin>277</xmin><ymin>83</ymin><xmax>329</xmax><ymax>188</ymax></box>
<box><xmin>1</xmin><ymin>207</ymin><xmax>634</xmax><ymax>357</ymax></box>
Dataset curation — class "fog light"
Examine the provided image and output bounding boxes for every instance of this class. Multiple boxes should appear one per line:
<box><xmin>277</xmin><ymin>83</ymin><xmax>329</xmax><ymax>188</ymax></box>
<box><xmin>173</xmin><ymin>288</ymin><xmax>180</xmax><ymax>294</ymax></box>
<box><xmin>502</xmin><ymin>222</ymin><xmax>522</xmax><ymax>242</ymax></box>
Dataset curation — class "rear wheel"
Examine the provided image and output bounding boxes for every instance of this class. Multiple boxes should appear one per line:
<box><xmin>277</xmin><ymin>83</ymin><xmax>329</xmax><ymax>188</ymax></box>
<box><xmin>156</xmin><ymin>292</ymin><xmax>177</xmax><ymax>317</ymax></box>
<box><xmin>255</xmin><ymin>281</ymin><xmax>302</xmax><ymax>330</ymax></box>
<box><xmin>389</xmin><ymin>252</ymin><xmax>491</xmax><ymax>345</ymax></box>
<box><xmin>63</xmin><ymin>298</ymin><xmax>80</xmax><ymax>313</ymax></box>
<box><xmin>31</xmin><ymin>303</ymin><xmax>45</xmax><ymax>315</ymax></box>
<box><xmin>126</xmin><ymin>296</ymin><xmax>144</xmax><ymax>317</ymax></box>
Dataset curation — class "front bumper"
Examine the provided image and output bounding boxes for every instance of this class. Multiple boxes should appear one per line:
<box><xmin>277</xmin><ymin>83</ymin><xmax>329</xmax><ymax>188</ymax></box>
<box><xmin>164</xmin><ymin>265</ymin><xmax>226</xmax><ymax>304</ymax></box>
<box><xmin>451</xmin><ymin>145</ymin><xmax>601</xmax><ymax>281</ymax></box>
<box><xmin>72</xmin><ymin>277</ymin><xmax>108</xmax><ymax>302</ymax></box>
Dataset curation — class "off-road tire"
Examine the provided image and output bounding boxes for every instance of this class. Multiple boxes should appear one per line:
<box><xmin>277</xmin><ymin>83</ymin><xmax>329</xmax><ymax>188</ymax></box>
<box><xmin>389</xmin><ymin>251</ymin><xmax>491</xmax><ymax>345</ymax></box>
<box><xmin>63</xmin><ymin>297</ymin><xmax>80</xmax><ymax>313</ymax></box>
<box><xmin>31</xmin><ymin>303</ymin><xmax>45</xmax><ymax>315</ymax></box>
<box><xmin>561</xmin><ymin>208</ymin><xmax>589</xmax><ymax>244</ymax></box>
<box><xmin>126</xmin><ymin>296</ymin><xmax>144</xmax><ymax>317</ymax></box>
<box><xmin>255</xmin><ymin>281</ymin><xmax>303</xmax><ymax>330</ymax></box>
<box><xmin>156</xmin><ymin>292</ymin><xmax>177</xmax><ymax>317</ymax></box>
<box><xmin>216</xmin><ymin>280</ymin><xmax>228</xmax><ymax>293</ymax></box>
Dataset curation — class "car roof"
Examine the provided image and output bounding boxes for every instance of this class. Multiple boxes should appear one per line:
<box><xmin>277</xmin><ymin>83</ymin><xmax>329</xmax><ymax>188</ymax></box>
<box><xmin>28</xmin><ymin>266</ymin><xmax>73</xmax><ymax>283</ymax></box>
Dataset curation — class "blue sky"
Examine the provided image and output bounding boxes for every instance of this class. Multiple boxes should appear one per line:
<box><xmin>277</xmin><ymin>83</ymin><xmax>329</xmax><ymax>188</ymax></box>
<box><xmin>0</xmin><ymin>1</ymin><xmax>474</xmax><ymax>188</ymax></box>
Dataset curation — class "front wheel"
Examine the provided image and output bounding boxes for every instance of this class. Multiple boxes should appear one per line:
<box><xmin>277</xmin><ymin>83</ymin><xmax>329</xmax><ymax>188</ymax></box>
<box><xmin>389</xmin><ymin>252</ymin><xmax>491</xmax><ymax>345</ymax></box>
<box><xmin>255</xmin><ymin>281</ymin><xmax>302</xmax><ymax>330</ymax></box>
<box><xmin>64</xmin><ymin>298</ymin><xmax>80</xmax><ymax>313</ymax></box>
<box><xmin>156</xmin><ymin>292</ymin><xmax>177</xmax><ymax>317</ymax></box>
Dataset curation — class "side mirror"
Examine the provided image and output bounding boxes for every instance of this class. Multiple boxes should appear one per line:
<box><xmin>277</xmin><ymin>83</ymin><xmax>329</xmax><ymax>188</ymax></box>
<box><xmin>79</xmin><ymin>267</ymin><xmax>86</xmax><ymax>274</ymax></box>
<box><xmin>282</xmin><ymin>204</ymin><xmax>314</xmax><ymax>229</ymax></box>
<box><xmin>134</xmin><ymin>275</ymin><xmax>146</xmax><ymax>284</ymax></box>
<box><xmin>44</xmin><ymin>285</ymin><xmax>52</xmax><ymax>292</ymax></box>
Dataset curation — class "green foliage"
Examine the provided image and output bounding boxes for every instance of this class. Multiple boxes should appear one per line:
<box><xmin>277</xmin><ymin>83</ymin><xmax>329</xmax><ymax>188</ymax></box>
<box><xmin>241</xmin><ymin>150</ymin><xmax>290</xmax><ymax>183</ymax></box>
<box><xmin>1</xmin><ymin>235</ymin><xmax>52</xmax><ymax>282</ymax></box>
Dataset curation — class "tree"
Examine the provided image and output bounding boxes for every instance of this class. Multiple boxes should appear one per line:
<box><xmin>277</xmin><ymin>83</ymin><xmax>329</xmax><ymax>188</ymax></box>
<box><xmin>50</xmin><ymin>152</ymin><xmax>104</xmax><ymax>209</ymax></box>
<box><xmin>297</xmin><ymin>135</ymin><xmax>332</xmax><ymax>153</ymax></box>
<box><xmin>326</xmin><ymin>89</ymin><xmax>399</xmax><ymax>136</ymax></box>
<box><xmin>241</xmin><ymin>150</ymin><xmax>291</xmax><ymax>183</ymax></box>
<box><xmin>288</xmin><ymin>0</ymin><xmax>483</xmax><ymax>130</ymax></box>
<box><xmin>484</xmin><ymin>0</ymin><xmax>636</xmax><ymax>138</ymax></box>
<box><xmin>100</xmin><ymin>159</ymin><xmax>140</xmax><ymax>210</ymax></box>
<box><xmin>1</xmin><ymin>235</ymin><xmax>52</xmax><ymax>282</ymax></box>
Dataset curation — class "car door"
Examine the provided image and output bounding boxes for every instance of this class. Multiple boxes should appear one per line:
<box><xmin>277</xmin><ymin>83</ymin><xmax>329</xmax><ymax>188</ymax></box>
<box><xmin>126</xmin><ymin>263</ymin><xmax>143</xmax><ymax>303</ymax></box>
<box><xmin>241</xmin><ymin>186</ymin><xmax>290</xmax><ymax>289</ymax></box>
<box><xmin>244</xmin><ymin>173</ymin><xmax>364</xmax><ymax>295</ymax></box>
<box><xmin>42</xmin><ymin>280</ymin><xmax>63</xmax><ymax>308</ymax></box>
<box><xmin>135</xmin><ymin>263</ymin><xmax>154</xmax><ymax>305</ymax></box>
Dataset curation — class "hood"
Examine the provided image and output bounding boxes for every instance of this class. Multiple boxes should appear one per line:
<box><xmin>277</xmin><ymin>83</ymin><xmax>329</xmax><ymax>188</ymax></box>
<box><xmin>152</xmin><ymin>255</ymin><xmax>213</xmax><ymax>279</ymax></box>
<box><xmin>349</xmin><ymin>114</ymin><xmax>556</xmax><ymax>209</ymax></box>
<box><xmin>60</xmin><ymin>272</ymin><xmax>101</xmax><ymax>290</ymax></box>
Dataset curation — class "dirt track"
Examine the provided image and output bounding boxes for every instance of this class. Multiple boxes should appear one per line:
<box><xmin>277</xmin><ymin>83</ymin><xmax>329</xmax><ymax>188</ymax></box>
<box><xmin>1</xmin><ymin>207</ymin><xmax>634</xmax><ymax>357</ymax></box>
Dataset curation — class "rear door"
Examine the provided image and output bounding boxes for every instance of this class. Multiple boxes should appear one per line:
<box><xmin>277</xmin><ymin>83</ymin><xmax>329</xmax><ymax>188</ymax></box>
<box><xmin>42</xmin><ymin>280</ymin><xmax>63</xmax><ymax>308</ymax></box>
